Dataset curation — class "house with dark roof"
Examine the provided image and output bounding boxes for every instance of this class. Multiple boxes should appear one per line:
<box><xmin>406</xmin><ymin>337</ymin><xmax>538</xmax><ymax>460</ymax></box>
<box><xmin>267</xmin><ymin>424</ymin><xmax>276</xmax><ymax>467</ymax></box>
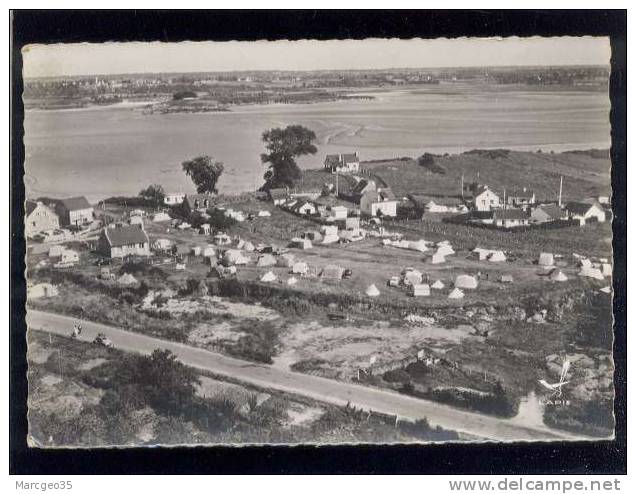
<box><xmin>507</xmin><ymin>189</ymin><xmax>536</xmax><ymax>207</ymax></box>
<box><xmin>54</xmin><ymin>196</ymin><xmax>94</xmax><ymax>226</ymax></box>
<box><xmin>530</xmin><ymin>204</ymin><xmax>567</xmax><ymax>223</ymax></box>
<box><xmin>97</xmin><ymin>223</ymin><xmax>150</xmax><ymax>258</ymax></box>
<box><xmin>565</xmin><ymin>201</ymin><xmax>606</xmax><ymax>224</ymax></box>
<box><xmin>360</xmin><ymin>188</ymin><xmax>398</xmax><ymax>217</ymax></box>
<box><xmin>25</xmin><ymin>201</ymin><xmax>59</xmax><ymax>237</ymax></box>
<box><xmin>492</xmin><ymin>208</ymin><xmax>530</xmax><ymax>228</ymax></box>
<box><xmin>182</xmin><ymin>194</ymin><xmax>214</xmax><ymax>213</ymax></box>
<box><xmin>324</xmin><ymin>152</ymin><xmax>360</xmax><ymax>173</ymax></box>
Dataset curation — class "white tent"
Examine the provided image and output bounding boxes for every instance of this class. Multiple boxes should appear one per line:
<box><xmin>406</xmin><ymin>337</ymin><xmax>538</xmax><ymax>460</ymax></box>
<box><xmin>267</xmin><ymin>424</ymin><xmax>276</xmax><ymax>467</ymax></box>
<box><xmin>292</xmin><ymin>262</ymin><xmax>308</xmax><ymax>275</ymax></box>
<box><xmin>403</xmin><ymin>270</ymin><xmax>423</xmax><ymax>286</ymax></box>
<box><xmin>320</xmin><ymin>225</ymin><xmax>338</xmax><ymax>236</ymax></box>
<box><xmin>455</xmin><ymin>274</ymin><xmax>478</xmax><ymax>289</ymax></box>
<box><xmin>257</xmin><ymin>254</ymin><xmax>277</xmax><ymax>267</ymax></box>
<box><xmin>365</xmin><ymin>284</ymin><xmax>380</xmax><ymax>297</ymax></box>
<box><xmin>118</xmin><ymin>273</ymin><xmax>138</xmax><ymax>285</ymax></box>
<box><xmin>277</xmin><ymin>253</ymin><xmax>296</xmax><ymax>267</ymax></box>
<box><xmin>287</xmin><ymin>276</ymin><xmax>298</xmax><ymax>285</ymax></box>
<box><xmin>408</xmin><ymin>240</ymin><xmax>428</xmax><ymax>252</ymax></box>
<box><xmin>321</xmin><ymin>234</ymin><xmax>340</xmax><ymax>244</ymax></box>
<box><xmin>488</xmin><ymin>251</ymin><xmax>506</xmax><ymax>263</ymax></box>
<box><xmin>258</xmin><ymin>210</ymin><xmax>271</xmax><ymax>217</ymax></box>
<box><xmin>579</xmin><ymin>266</ymin><xmax>604</xmax><ymax>280</ymax></box>
<box><xmin>599</xmin><ymin>286</ymin><xmax>611</xmax><ymax>294</ymax></box>
<box><xmin>448</xmin><ymin>287</ymin><xmax>465</xmax><ymax>299</ymax></box>
<box><xmin>549</xmin><ymin>270</ymin><xmax>568</xmax><ymax>282</ymax></box>
<box><xmin>500</xmin><ymin>275</ymin><xmax>514</xmax><ymax>283</ymax></box>
<box><xmin>152</xmin><ymin>212</ymin><xmax>171</xmax><ymax>222</ymax></box>
<box><xmin>538</xmin><ymin>252</ymin><xmax>555</xmax><ymax>267</ymax></box>
<box><xmin>471</xmin><ymin>247</ymin><xmax>491</xmax><ymax>261</ymax></box>
<box><xmin>410</xmin><ymin>284</ymin><xmax>431</xmax><ymax>297</ymax></box>
<box><xmin>202</xmin><ymin>245</ymin><xmax>216</xmax><ymax>257</ymax></box>
<box><xmin>289</xmin><ymin>237</ymin><xmax>313</xmax><ymax>249</ymax></box>
<box><xmin>431</xmin><ymin>279</ymin><xmax>445</xmax><ymax>289</ymax></box>
<box><xmin>578</xmin><ymin>258</ymin><xmax>592</xmax><ymax>268</ymax></box>
<box><xmin>243</xmin><ymin>241</ymin><xmax>255</xmax><ymax>252</ymax></box>
<box><xmin>601</xmin><ymin>263</ymin><xmax>612</xmax><ymax>277</ymax></box>
<box><xmin>436</xmin><ymin>244</ymin><xmax>455</xmax><ymax>256</ymax></box>
<box><xmin>153</xmin><ymin>238</ymin><xmax>172</xmax><ymax>251</ymax></box>
<box><xmin>191</xmin><ymin>246</ymin><xmax>202</xmax><ymax>256</ymax></box>
<box><xmin>60</xmin><ymin>250</ymin><xmax>79</xmax><ymax>264</ymax></box>
<box><xmin>430</xmin><ymin>253</ymin><xmax>446</xmax><ymax>264</ymax></box>
<box><xmin>235</xmin><ymin>239</ymin><xmax>246</xmax><ymax>249</ymax></box>
<box><xmin>260</xmin><ymin>271</ymin><xmax>277</xmax><ymax>283</ymax></box>
<box><xmin>224</xmin><ymin>249</ymin><xmax>249</xmax><ymax>266</ymax></box>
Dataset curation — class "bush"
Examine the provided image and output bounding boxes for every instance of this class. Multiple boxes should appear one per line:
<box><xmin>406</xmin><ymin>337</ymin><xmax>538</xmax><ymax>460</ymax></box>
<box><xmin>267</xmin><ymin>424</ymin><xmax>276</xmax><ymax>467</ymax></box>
<box><xmin>383</xmin><ymin>369</ymin><xmax>411</xmax><ymax>383</ymax></box>
<box><xmin>173</xmin><ymin>90</ymin><xmax>197</xmax><ymax>100</ymax></box>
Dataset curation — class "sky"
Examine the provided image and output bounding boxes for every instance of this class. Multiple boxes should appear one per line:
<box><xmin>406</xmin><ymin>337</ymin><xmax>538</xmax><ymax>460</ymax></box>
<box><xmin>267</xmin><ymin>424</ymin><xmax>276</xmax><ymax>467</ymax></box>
<box><xmin>22</xmin><ymin>37</ymin><xmax>610</xmax><ymax>78</ymax></box>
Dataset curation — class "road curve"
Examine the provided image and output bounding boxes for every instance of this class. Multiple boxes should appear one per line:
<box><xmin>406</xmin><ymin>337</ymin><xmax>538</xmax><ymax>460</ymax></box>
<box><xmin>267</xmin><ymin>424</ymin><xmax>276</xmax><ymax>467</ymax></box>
<box><xmin>27</xmin><ymin>309</ymin><xmax>588</xmax><ymax>442</ymax></box>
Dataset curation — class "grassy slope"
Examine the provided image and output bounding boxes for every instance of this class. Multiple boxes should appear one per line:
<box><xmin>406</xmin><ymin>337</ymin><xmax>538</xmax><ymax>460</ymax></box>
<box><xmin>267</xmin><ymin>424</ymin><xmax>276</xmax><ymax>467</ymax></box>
<box><xmin>361</xmin><ymin>150</ymin><xmax>611</xmax><ymax>201</ymax></box>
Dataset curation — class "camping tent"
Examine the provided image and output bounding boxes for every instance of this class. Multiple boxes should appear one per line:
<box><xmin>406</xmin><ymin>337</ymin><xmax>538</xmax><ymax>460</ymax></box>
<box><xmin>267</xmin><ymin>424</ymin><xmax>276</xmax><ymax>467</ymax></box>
<box><xmin>500</xmin><ymin>275</ymin><xmax>514</xmax><ymax>283</ymax></box>
<box><xmin>243</xmin><ymin>241</ymin><xmax>255</xmax><ymax>252</ymax></box>
<box><xmin>599</xmin><ymin>286</ymin><xmax>611</xmax><ymax>294</ymax></box>
<box><xmin>202</xmin><ymin>245</ymin><xmax>216</xmax><ymax>257</ymax></box>
<box><xmin>60</xmin><ymin>250</ymin><xmax>79</xmax><ymax>264</ymax></box>
<box><xmin>191</xmin><ymin>246</ymin><xmax>202</xmax><ymax>256</ymax></box>
<box><xmin>436</xmin><ymin>244</ymin><xmax>455</xmax><ymax>256</ymax></box>
<box><xmin>408</xmin><ymin>240</ymin><xmax>428</xmax><ymax>252</ymax></box>
<box><xmin>118</xmin><ymin>273</ymin><xmax>138</xmax><ymax>285</ymax></box>
<box><xmin>448</xmin><ymin>288</ymin><xmax>465</xmax><ymax>299</ymax></box>
<box><xmin>321</xmin><ymin>234</ymin><xmax>340</xmax><ymax>244</ymax></box>
<box><xmin>152</xmin><ymin>212</ymin><xmax>171</xmax><ymax>222</ymax></box>
<box><xmin>549</xmin><ymin>270</ymin><xmax>568</xmax><ymax>282</ymax></box>
<box><xmin>277</xmin><ymin>253</ymin><xmax>296</xmax><ymax>267</ymax></box>
<box><xmin>223</xmin><ymin>249</ymin><xmax>249</xmax><ymax>266</ymax></box>
<box><xmin>213</xmin><ymin>233</ymin><xmax>232</xmax><ymax>245</ymax></box>
<box><xmin>257</xmin><ymin>254</ymin><xmax>277</xmax><ymax>267</ymax></box>
<box><xmin>365</xmin><ymin>284</ymin><xmax>380</xmax><ymax>297</ymax></box>
<box><xmin>289</xmin><ymin>237</ymin><xmax>313</xmax><ymax>250</ymax></box>
<box><xmin>410</xmin><ymin>284</ymin><xmax>431</xmax><ymax>297</ymax></box>
<box><xmin>287</xmin><ymin>276</ymin><xmax>298</xmax><ymax>285</ymax></box>
<box><xmin>235</xmin><ymin>239</ymin><xmax>246</xmax><ymax>249</ymax></box>
<box><xmin>488</xmin><ymin>251</ymin><xmax>506</xmax><ymax>262</ymax></box>
<box><xmin>471</xmin><ymin>247</ymin><xmax>491</xmax><ymax>261</ymax></box>
<box><xmin>320</xmin><ymin>225</ymin><xmax>338</xmax><ymax>236</ymax></box>
<box><xmin>538</xmin><ymin>252</ymin><xmax>555</xmax><ymax>267</ymax></box>
<box><xmin>578</xmin><ymin>258</ymin><xmax>592</xmax><ymax>268</ymax></box>
<box><xmin>292</xmin><ymin>262</ymin><xmax>309</xmax><ymax>275</ymax></box>
<box><xmin>153</xmin><ymin>238</ymin><xmax>172</xmax><ymax>251</ymax></box>
<box><xmin>257</xmin><ymin>210</ymin><xmax>271</xmax><ymax>217</ymax></box>
<box><xmin>455</xmin><ymin>274</ymin><xmax>478</xmax><ymax>289</ymax></box>
<box><xmin>430</xmin><ymin>253</ymin><xmax>446</xmax><ymax>264</ymax></box>
<box><xmin>321</xmin><ymin>265</ymin><xmax>345</xmax><ymax>280</ymax></box>
<box><xmin>260</xmin><ymin>271</ymin><xmax>277</xmax><ymax>283</ymax></box>
<box><xmin>601</xmin><ymin>263</ymin><xmax>612</xmax><ymax>277</ymax></box>
<box><xmin>431</xmin><ymin>279</ymin><xmax>445</xmax><ymax>290</ymax></box>
<box><xmin>403</xmin><ymin>270</ymin><xmax>423</xmax><ymax>286</ymax></box>
<box><xmin>579</xmin><ymin>266</ymin><xmax>604</xmax><ymax>280</ymax></box>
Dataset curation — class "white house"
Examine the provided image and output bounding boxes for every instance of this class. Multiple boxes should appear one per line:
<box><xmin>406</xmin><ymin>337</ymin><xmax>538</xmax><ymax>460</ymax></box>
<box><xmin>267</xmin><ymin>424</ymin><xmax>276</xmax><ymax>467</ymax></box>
<box><xmin>530</xmin><ymin>204</ymin><xmax>566</xmax><ymax>224</ymax></box>
<box><xmin>55</xmin><ymin>196</ymin><xmax>94</xmax><ymax>226</ymax></box>
<box><xmin>164</xmin><ymin>192</ymin><xmax>186</xmax><ymax>206</ymax></box>
<box><xmin>360</xmin><ymin>188</ymin><xmax>398</xmax><ymax>217</ymax></box>
<box><xmin>470</xmin><ymin>185</ymin><xmax>501</xmax><ymax>211</ymax></box>
<box><xmin>25</xmin><ymin>201</ymin><xmax>59</xmax><ymax>237</ymax></box>
<box><xmin>97</xmin><ymin>223</ymin><xmax>150</xmax><ymax>258</ymax></box>
<box><xmin>492</xmin><ymin>209</ymin><xmax>530</xmax><ymax>228</ymax></box>
<box><xmin>324</xmin><ymin>152</ymin><xmax>360</xmax><ymax>173</ymax></box>
<box><xmin>565</xmin><ymin>201</ymin><xmax>606</xmax><ymax>224</ymax></box>
<box><xmin>330</xmin><ymin>205</ymin><xmax>348</xmax><ymax>220</ymax></box>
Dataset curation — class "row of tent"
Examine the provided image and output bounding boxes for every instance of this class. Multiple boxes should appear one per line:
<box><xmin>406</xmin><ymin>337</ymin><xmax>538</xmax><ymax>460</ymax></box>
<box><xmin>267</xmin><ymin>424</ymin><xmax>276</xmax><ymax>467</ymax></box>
<box><xmin>366</xmin><ymin>282</ymin><xmax>466</xmax><ymax>299</ymax></box>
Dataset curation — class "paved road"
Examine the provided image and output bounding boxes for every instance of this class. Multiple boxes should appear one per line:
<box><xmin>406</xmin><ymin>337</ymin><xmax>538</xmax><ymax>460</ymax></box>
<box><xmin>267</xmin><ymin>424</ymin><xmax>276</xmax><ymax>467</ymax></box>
<box><xmin>27</xmin><ymin>309</ymin><xmax>587</xmax><ymax>442</ymax></box>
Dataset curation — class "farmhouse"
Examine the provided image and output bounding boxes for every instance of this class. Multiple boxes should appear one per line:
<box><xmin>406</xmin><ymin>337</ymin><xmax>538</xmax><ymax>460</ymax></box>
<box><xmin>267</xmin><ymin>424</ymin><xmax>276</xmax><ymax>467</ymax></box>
<box><xmin>97</xmin><ymin>223</ymin><xmax>150</xmax><ymax>258</ymax></box>
<box><xmin>25</xmin><ymin>201</ymin><xmax>59</xmax><ymax>237</ymax></box>
<box><xmin>531</xmin><ymin>204</ymin><xmax>566</xmax><ymax>224</ymax></box>
<box><xmin>324</xmin><ymin>152</ymin><xmax>360</xmax><ymax>173</ymax></box>
<box><xmin>465</xmin><ymin>184</ymin><xmax>500</xmax><ymax>211</ymax></box>
<box><xmin>182</xmin><ymin>194</ymin><xmax>213</xmax><ymax>213</ymax></box>
<box><xmin>360</xmin><ymin>188</ymin><xmax>398</xmax><ymax>217</ymax></box>
<box><xmin>164</xmin><ymin>192</ymin><xmax>186</xmax><ymax>206</ymax></box>
<box><xmin>268</xmin><ymin>188</ymin><xmax>289</xmax><ymax>205</ymax></box>
<box><xmin>507</xmin><ymin>189</ymin><xmax>536</xmax><ymax>208</ymax></box>
<box><xmin>54</xmin><ymin>196</ymin><xmax>94</xmax><ymax>226</ymax></box>
<box><xmin>565</xmin><ymin>201</ymin><xmax>606</xmax><ymax>224</ymax></box>
<box><xmin>492</xmin><ymin>209</ymin><xmax>530</xmax><ymax>228</ymax></box>
<box><xmin>424</xmin><ymin>197</ymin><xmax>465</xmax><ymax>213</ymax></box>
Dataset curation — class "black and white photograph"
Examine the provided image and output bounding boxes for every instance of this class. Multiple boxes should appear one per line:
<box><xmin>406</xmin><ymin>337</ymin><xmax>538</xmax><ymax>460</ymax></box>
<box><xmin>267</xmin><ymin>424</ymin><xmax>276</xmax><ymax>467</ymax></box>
<box><xmin>17</xmin><ymin>25</ymin><xmax>620</xmax><ymax>451</ymax></box>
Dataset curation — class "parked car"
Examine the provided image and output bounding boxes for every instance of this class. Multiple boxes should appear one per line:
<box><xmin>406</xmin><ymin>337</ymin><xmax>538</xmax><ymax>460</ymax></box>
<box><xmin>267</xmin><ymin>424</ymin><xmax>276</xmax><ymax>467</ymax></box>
<box><xmin>93</xmin><ymin>333</ymin><xmax>113</xmax><ymax>348</ymax></box>
<box><xmin>94</xmin><ymin>258</ymin><xmax>112</xmax><ymax>266</ymax></box>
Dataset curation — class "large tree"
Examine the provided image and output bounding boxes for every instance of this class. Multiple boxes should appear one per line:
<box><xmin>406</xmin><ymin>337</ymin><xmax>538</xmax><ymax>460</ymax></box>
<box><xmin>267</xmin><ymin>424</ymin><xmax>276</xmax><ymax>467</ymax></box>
<box><xmin>260</xmin><ymin>125</ymin><xmax>317</xmax><ymax>189</ymax></box>
<box><xmin>182</xmin><ymin>156</ymin><xmax>224</xmax><ymax>194</ymax></box>
<box><xmin>139</xmin><ymin>183</ymin><xmax>166</xmax><ymax>206</ymax></box>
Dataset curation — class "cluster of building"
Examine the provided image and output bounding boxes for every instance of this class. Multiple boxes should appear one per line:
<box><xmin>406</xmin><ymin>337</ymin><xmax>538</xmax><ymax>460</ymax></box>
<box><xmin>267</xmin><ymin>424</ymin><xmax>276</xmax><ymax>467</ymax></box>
<box><xmin>25</xmin><ymin>196</ymin><xmax>95</xmax><ymax>238</ymax></box>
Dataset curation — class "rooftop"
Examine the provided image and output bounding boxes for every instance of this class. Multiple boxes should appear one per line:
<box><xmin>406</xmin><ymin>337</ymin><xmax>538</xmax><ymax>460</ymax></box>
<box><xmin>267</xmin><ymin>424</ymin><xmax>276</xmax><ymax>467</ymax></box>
<box><xmin>103</xmin><ymin>224</ymin><xmax>149</xmax><ymax>247</ymax></box>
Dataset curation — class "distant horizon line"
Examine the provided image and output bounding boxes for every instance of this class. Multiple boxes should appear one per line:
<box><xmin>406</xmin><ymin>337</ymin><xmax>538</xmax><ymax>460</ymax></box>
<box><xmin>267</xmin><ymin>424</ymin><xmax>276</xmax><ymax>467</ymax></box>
<box><xmin>24</xmin><ymin>63</ymin><xmax>610</xmax><ymax>80</ymax></box>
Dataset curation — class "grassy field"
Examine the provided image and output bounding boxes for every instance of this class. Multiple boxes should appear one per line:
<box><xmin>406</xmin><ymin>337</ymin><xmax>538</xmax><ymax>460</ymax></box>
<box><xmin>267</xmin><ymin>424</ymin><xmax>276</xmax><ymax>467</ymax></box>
<box><xmin>361</xmin><ymin>149</ymin><xmax>610</xmax><ymax>201</ymax></box>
